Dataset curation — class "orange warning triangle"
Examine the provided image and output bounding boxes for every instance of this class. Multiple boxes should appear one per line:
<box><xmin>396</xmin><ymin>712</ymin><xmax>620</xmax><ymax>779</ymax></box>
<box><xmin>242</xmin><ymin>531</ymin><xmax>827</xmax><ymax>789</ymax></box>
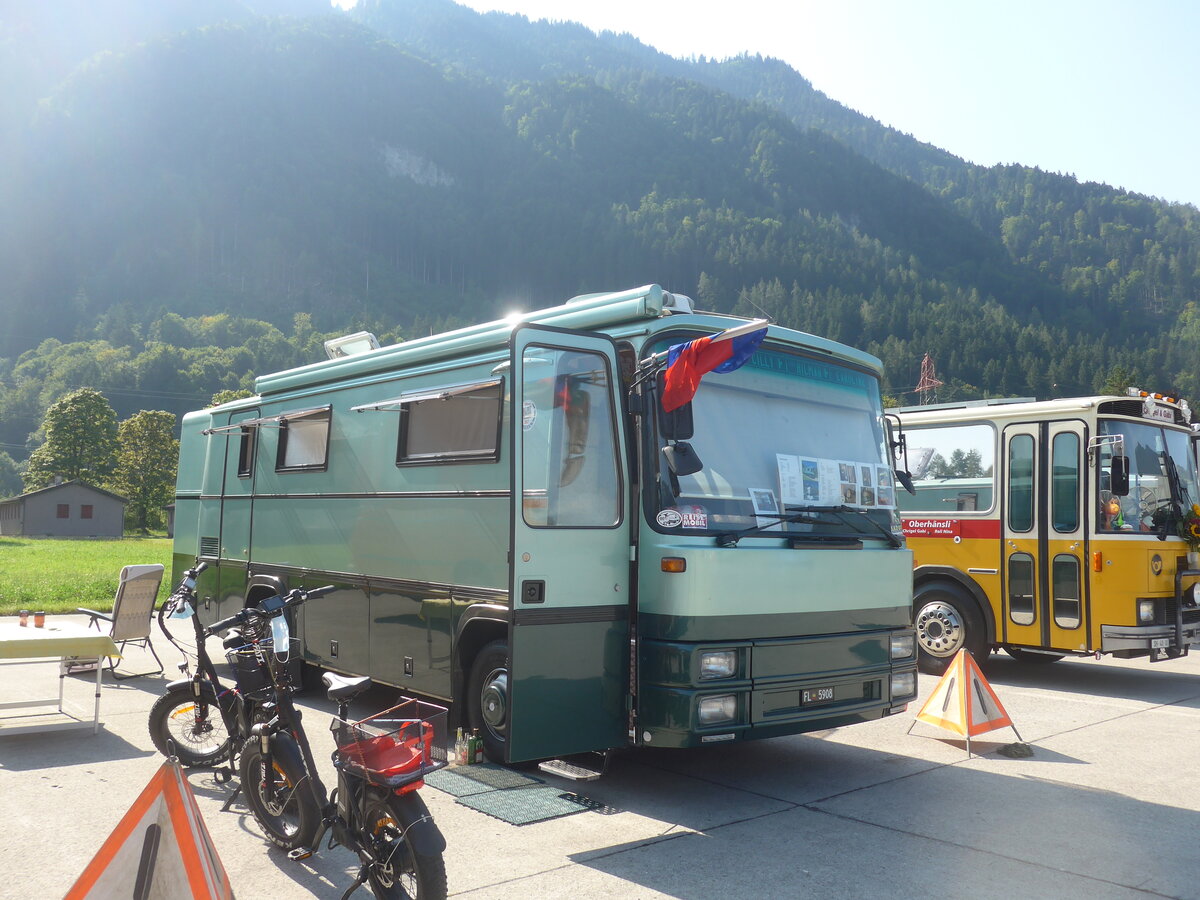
<box><xmin>914</xmin><ymin>649</ymin><xmax>1014</xmax><ymax>738</ymax></box>
<box><xmin>64</xmin><ymin>759</ymin><xmax>233</xmax><ymax>900</ymax></box>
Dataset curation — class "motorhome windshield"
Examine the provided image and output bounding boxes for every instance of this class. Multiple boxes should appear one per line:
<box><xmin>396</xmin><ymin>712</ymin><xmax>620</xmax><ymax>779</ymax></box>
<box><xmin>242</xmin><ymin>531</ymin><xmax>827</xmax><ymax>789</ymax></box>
<box><xmin>649</xmin><ymin>341</ymin><xmax>895</xmax><ymax>540</ymax></box>
<box><xmin>1097</xmin><ymin>419</ymin><xmax>1200</xmax><ymax>532</ymax></box>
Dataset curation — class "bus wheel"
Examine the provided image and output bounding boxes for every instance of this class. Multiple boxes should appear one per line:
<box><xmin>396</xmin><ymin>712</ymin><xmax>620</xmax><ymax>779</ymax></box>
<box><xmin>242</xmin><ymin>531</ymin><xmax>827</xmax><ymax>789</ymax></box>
<box><xmin>913</xmin><ymin>583</ymin><xmax>986</xmax><ymax>675</ymax></box>
<box><xmin>1004</xmin><ymin>646</ymin><xmax>1065</xmax><ymax>664</ymax></box>
<box><xmin>466</xmin><ymin>639</ymin><xmax>508</xmax><ymax>763</ymax></box>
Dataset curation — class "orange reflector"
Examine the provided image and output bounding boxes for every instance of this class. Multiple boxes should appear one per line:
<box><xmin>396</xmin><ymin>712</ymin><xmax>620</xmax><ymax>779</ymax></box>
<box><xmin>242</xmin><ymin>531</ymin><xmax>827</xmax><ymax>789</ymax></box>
<box><xmin>661</xmin><ymin>557</ymin><xmax>687</xmax><ymax>573</ymax></box>
<box><xmin>1092</xmin><ymin>551</ymin><xmax>1103</xmax><ymax>572</ymax></box>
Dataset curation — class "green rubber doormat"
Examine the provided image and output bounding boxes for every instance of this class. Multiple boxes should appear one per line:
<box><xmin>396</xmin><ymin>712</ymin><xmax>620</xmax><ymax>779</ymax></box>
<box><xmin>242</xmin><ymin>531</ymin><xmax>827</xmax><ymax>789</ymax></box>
<box><xmin>455</xmin><ymin>784</ymin><xmax>589</xmax><ymax>826</ymax></box>
<box><xmin>424</xmin><ymin>764</ymin><xmax>542</xmax><ymax>797</ymax></box>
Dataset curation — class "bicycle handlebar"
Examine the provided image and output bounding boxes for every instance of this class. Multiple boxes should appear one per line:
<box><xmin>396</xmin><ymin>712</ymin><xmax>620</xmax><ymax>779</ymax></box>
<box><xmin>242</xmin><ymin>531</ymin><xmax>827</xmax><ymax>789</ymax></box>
<box><xmin>204</xmin><ymin>585</ymin><xmax>336</xmax><ymax>636</ymax></box>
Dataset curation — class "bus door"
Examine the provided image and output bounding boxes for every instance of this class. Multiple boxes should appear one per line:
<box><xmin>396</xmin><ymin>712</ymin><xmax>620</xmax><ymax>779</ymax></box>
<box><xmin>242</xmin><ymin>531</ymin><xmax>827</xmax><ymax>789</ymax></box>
<box><xmin>1002</xmin><ymin>421</ymin><xmax>1088</xmax><ymax>651</ymax></box>
<box><xmin>508</xmin><ymin>324</ymin><xmax>631</xmax><ymax>763</ymax></box>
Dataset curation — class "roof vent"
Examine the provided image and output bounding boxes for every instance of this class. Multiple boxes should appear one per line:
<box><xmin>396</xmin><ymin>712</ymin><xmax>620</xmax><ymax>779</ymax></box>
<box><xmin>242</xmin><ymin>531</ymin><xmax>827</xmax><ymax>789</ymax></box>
<box><xmin>324</xmin><ymin>331</ymin><xmax>381</xmax><ymax>360</ymax></box>
<box><xmin>662</xmin><ymin>292</ymin><xmax>694</xmax><ymax>314</ymax></box>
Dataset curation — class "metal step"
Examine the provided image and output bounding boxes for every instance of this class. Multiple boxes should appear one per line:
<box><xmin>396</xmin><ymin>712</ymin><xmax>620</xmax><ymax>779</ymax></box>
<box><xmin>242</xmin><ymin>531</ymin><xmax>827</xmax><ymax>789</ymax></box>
<box><xmin>537</xmin><ymin>758</ymin><xmax>602</xmax><ymax>782</ymax></box>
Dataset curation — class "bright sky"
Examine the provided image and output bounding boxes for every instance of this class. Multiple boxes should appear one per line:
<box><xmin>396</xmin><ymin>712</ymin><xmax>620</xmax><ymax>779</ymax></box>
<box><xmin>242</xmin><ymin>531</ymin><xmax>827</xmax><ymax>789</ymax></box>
<box><xmin>335</xmin><ymin>0</ymin><xmax>1200</xmax><ymax>208</ymax></box>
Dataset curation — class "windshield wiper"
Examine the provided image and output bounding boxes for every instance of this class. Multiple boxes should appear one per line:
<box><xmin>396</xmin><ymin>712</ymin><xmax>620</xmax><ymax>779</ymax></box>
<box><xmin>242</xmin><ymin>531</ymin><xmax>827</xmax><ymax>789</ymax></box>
<box><xmin>716</xmin><ymin>504</ymin><xmax>902</xmax><ymax>549</ymax></box>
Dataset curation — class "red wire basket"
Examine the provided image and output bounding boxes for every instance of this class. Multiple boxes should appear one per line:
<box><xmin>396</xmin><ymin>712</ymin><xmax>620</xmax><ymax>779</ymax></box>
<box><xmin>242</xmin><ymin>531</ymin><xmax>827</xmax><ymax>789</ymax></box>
<box><xmin>332</xmin><ymin>698</ymin><xmax>449</xmax><ymax>788</ymax></box>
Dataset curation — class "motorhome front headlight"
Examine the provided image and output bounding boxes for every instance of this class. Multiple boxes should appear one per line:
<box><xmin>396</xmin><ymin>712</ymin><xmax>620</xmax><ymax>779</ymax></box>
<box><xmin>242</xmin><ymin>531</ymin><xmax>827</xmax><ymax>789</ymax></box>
<box><xmin>699</xmin><ymin>650</ymin><xmax>738</xmax><ymax>680</ymax></box>
<box><xmin>890</xmin><ymin>671</ymin><xmax>917</xmax><ymax>700</ymax></box>
<box><xmin>697</xmin><ymin>694</ymin><xmax>738</xmax><ymax>726</ymax></box>
<box><xmin>1138</xmin><ymin>599</ymin><xmax>1156</xmax><ymax>623</ymax></box>
<box><xmin>890</xmin><ymin>632</ymin><xmax>915</xmax><ymax>659</ymax></box>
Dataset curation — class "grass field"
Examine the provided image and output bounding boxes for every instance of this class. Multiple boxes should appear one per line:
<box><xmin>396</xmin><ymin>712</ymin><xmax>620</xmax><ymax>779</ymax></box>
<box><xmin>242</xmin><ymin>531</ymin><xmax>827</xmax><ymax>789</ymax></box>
<box><xmin>0</xmin><ymin>537</ymin><xmax>173</xmax><ymax>614</ymax></box>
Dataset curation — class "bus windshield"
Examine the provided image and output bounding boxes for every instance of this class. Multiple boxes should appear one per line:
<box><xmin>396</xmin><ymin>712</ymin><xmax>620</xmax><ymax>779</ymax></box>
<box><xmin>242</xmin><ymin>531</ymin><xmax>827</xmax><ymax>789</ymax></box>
<box><xmin>1097</xmin><ymin>419</ymin><xmax>1200</xmax><ymax>533</ymax></box>
<box><xmin>649</xmin><ymin>342</ymin><xmax>897</xmax><ymax>541</ymax></box>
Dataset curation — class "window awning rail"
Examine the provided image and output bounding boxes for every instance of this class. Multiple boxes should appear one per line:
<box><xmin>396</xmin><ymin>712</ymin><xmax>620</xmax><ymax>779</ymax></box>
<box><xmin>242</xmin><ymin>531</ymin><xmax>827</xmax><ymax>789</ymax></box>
<box><xmin>351</xmin><ymin>379</ymin><xmax>501</xmax><ymax>413</ymax></box>
<box><xmin>201</xmin><ymin>406</ymin><xmax>329</xmax><ymax>435</ymax></box>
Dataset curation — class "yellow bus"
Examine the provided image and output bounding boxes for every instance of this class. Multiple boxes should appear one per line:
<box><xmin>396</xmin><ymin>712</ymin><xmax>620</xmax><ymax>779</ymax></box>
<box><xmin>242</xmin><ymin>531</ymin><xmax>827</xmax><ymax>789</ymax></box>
<box><xmin>893</xmin><ymin>390</ymin><xmax>1200</xmax><ymax>673</ymax></box>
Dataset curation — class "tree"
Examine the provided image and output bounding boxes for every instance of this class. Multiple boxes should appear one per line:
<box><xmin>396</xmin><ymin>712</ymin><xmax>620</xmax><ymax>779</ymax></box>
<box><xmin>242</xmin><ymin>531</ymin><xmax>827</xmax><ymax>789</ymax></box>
<box><xmin>0</xmin><ymin>451</ymin><xmax>21</xmax><ymax>499</ymax></box>
<box><xmin>23</xmin><ymin>389</ymin><xmax>118</xmax><ymax>490</ymax></box>
<box><xmin>110</xmin><ymin>410</ymin><xmax>178</xmax><ymax>534</ymax></box>
<box><xmin>209</xmin><ymin>388</ymin><xmax>254</xmax><ymax>407</ymax></box>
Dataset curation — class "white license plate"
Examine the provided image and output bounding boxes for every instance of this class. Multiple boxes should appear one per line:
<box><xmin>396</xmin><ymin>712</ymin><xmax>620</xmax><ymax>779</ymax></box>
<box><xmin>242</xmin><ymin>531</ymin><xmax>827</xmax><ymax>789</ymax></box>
<box><xmin>802</xmin><ymin>687</ymin><xmax>835</xmax><ymax>704</ymax></box>
<box><xmin>1150</xmin><ymin>638</ymin><xmax>1170</xmax><ymax>649</ymax></box>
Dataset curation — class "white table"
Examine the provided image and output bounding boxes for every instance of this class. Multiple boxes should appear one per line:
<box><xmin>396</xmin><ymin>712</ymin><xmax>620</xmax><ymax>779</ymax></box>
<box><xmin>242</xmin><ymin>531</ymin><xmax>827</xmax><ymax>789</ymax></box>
<box><xmin>0</xmin><ymin>621</ymin><xmax>121</xmax><ymax>735</ymax></box>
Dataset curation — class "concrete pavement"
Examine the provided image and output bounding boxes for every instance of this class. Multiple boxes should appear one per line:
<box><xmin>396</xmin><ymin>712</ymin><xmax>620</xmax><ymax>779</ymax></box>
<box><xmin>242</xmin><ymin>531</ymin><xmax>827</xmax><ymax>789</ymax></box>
<box><xmin>2</xmin><ymin>614</ymin><xmax>1199</xmax><ymax>899</ymax></box>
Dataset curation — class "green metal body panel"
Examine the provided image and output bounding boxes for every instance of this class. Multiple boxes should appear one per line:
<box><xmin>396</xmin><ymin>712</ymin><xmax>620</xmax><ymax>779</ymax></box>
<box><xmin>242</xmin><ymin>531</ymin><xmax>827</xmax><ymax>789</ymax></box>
<box><xmin>170</xmin><ymin>284</ymin><xmax>914</xmax><ymax>759</ymax></box>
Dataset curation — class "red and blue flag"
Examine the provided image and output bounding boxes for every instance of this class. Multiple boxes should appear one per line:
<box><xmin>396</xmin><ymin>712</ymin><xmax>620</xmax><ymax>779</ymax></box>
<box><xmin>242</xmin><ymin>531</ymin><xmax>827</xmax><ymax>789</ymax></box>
<box><xmin>660</xmin><ymin>322</ymin><xmax>768</xmax><ymax>412</ymax></box>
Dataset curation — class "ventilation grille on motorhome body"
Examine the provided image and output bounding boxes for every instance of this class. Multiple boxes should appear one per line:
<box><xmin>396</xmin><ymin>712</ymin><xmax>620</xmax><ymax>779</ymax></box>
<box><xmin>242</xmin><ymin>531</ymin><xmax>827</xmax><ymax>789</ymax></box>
<box><xmin>199</xmin><ymin>536</ymin><xmax>220</xmax><ymax>559</ymax></box>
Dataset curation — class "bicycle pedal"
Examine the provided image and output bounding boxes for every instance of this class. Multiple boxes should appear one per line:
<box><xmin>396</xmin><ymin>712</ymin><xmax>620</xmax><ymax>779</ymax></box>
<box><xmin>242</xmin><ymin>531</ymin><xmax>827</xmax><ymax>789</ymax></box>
<box><xmin>287</xmin><ymin>847</ymin><xmax>314</xmax><ymax>861</ymax></box>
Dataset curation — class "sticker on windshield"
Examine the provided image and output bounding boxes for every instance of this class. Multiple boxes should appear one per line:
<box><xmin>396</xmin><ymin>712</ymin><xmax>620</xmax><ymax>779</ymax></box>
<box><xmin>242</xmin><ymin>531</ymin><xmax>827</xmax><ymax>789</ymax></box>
<box><xmin>656</xmin><ymin>509</ymin><xmax>683</xmax><ymax>528</ymax></box>
<box><xmin>679</xmin><ymin>506</ymin><xmax>708</xmax><ymax>529</ymax></box>
<box><xmin>522</xmin><ymin>400</ymin><xmax>537</xmax><ymax>431</ymax></box>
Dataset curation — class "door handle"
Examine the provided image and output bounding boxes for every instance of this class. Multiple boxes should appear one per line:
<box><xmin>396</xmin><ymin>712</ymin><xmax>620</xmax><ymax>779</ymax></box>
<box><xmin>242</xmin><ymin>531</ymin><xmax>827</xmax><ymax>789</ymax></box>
<box><xmin>521</xmin><ymin>580</ymin><xmax>546</xmax><ymax>605</ymax></box>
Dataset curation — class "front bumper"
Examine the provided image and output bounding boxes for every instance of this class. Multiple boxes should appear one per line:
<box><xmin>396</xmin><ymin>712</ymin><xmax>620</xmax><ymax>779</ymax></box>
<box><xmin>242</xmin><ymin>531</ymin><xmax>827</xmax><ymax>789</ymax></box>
<box><xmin>1101</xmin><ymin>621</ymin><xmax>1200</xmax><ymax>654</ymax></box>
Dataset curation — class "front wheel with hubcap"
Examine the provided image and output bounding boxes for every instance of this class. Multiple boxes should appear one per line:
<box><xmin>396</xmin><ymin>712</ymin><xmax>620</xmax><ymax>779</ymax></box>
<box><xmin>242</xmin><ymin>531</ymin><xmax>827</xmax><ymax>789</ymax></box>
<box><xmin>466</xmin><ymin>639</ymin><xmax>509</xmax><ymax>763</ymax></box>
<box><xmin>913</xmin><ymin>582</ymin><xmax>988</xmax><ymax>675</ymax></box>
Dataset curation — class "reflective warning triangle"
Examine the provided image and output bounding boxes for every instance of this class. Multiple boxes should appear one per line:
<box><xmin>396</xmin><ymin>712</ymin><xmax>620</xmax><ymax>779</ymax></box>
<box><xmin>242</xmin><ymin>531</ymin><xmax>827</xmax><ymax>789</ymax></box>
<box><xmin>64</xmin><ymin>758</ymin><xmax>233</xmax><ymax>900</ymax></box>
<box><xmin>914</xmin><ymin>649</ymin><xmax>1014</xmax><ymax>738</ymax></box>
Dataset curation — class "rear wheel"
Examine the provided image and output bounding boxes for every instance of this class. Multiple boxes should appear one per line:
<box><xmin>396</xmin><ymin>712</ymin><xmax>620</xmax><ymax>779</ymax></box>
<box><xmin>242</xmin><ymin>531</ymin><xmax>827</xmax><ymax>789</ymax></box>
<box><xmin>148</xmin><ymin>687</ymin><xmax>233</xmax><ymax>767</ymax></box>
<box><xmin>913</xmin><ymin>582</ymin><xmax>988</xmax><ymax>675</ymax></box>
<box><xmin>239</xmin><ymin>735</ymin><xmax>320</xmax><ymax>851</ymax></box>
<box><xmin>362</xmin><ymin>790</ymin><xmax>447</xmax><ymax>900</ymax></box>
<box><xmin>466</xmin><ymin>639</ymin><xmax>509</xmax><ymax>763</ymax></box>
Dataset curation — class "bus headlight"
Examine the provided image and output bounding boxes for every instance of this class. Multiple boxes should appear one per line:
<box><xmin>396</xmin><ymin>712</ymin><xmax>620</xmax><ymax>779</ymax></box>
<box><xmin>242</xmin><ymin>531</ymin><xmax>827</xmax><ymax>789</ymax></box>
<box><xmin>699</xmin><ymin>650</ymin><xmax>738</xmax><ymax>680</ymax></box>
<box><xmin>697</xmin><ymin>694</ymin><xmax>738</xmax><ymax>725</ymax></box>
<box><xmin>1138</xmin><ymin>599</ymin><xmax>1155</xmax><ymax>623</ymax></box>
<box><xmin>890</xmin><ymin>633</ymin><xmax>915</xmax><ymax>659</ymax></box>
<box><xmin>890</xmin><ymin>672</ymin><xmax>917</xmax><ymax>700</ymax></box>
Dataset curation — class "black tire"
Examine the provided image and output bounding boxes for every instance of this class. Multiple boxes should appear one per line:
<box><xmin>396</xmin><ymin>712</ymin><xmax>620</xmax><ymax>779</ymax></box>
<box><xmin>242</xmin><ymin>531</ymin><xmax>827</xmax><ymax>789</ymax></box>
<box><xmin>1004</xmin><ymin>646</ymin><xmax>1066</xmax><ymax>664</ymax></box>
<box><xmin>148</xmin><ymin>687</ymin><xmax>233</xmax><ymax>767</ymax></box>
<box><xmin>913</xmin><ymin>582</ymin><xmax>988</xmax><ymax>675</ymax></box>
<box><xmin>239</xmin><ymin>734</ymin><xmax>320</xmax><ymax>851</ymax></box>
<box><xmin>466</xmin><ymin>639</ymin><xmax>509</xmax><ymax>763</ymax></box>
<box><xmin>362</xmin><ymin>790</ymin><xmax>448</xmax><ymax>900</ymax></box>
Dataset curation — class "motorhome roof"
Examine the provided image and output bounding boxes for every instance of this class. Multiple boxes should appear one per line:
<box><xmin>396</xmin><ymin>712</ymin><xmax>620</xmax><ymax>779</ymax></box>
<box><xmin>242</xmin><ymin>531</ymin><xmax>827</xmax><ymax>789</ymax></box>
<box><xmin>246</xmin><ymin>283</ymin><xmax>883</xmax><ymax>399</ymax></box>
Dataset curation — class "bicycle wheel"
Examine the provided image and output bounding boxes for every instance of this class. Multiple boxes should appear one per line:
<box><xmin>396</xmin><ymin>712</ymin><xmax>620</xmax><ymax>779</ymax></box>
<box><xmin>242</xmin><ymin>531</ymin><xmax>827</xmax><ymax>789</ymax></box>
<box><xmin>148</xmin><ymin>686</ymin><xmax>233</xmax><ymax>767</ymax></box>
<box><xmin>362</xmin><ymin>790</ymin><xmax>447</xmax><ymax>900</ymax></box>
<box><xmin>239</xmin><ymin>735</ymin><xmax>320</xmax><ymax>851</ymax></box>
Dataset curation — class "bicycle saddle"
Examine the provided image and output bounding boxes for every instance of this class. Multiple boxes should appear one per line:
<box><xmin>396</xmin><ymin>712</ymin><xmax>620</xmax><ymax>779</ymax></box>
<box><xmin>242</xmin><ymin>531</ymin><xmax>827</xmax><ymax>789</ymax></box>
<box><xmin>322</xmin><ymin>671</ymin><xmax>372</xmax><ymax>701</ymax></box>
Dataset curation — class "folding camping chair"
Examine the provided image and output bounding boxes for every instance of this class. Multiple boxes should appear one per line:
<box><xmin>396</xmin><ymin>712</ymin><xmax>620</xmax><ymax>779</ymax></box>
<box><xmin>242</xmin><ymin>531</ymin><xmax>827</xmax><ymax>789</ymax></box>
<box><xmin>75</xmin><ymin>564</ymin><xmax>166</xmax><ymax>679</ymax></box>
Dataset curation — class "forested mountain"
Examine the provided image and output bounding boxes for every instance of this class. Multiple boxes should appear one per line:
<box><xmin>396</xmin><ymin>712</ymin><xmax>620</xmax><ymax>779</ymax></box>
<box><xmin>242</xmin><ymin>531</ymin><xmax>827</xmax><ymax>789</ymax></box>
<box><xmin>2</xmin><ymin>0</ymin><xmax>1198</xmax><ymax>464</ymax></box>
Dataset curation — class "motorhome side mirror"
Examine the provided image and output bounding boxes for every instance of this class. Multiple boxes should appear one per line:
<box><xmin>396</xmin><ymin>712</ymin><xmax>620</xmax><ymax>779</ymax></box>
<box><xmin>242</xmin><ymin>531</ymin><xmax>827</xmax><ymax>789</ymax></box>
<box><xmin>1110</xmin><ymin>455</ymin><xmax>1130</xmax><ymax>496</ymax></box>
<box><xmin>896</xmin><ymin>469</ymin><xmax>915</xmax><ymax>495</ymax></box>
<box><xmin>662</xmin><ymin>442</ymin><xmax>703</xmax><ymax>477</ymax></box>
<box><xmin>657</xmin><ymin>395</ymin><xmax>694</xmax><ymax>441</ymax></box>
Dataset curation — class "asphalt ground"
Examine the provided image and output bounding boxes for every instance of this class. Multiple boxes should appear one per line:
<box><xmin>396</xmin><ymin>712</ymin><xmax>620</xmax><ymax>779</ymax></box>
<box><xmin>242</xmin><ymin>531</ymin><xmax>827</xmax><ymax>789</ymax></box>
<box><xmin>3</xmin><ymin>614</ymin><xmax>1200</xmax><ymax>899</ymax></box>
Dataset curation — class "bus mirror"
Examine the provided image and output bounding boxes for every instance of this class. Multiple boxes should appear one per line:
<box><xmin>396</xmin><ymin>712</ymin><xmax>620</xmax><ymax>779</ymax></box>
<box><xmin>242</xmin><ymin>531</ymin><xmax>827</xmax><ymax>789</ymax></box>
<box><xmin>896</xmin><ymin>469</ymin><xmax>915</xmax><ymax>495</ymax></box>
<box><xmin>657</xmin><ymin>393</ymin><xmax>694</xmax><ymax>440</ymax></box>
<box><xmin>663</xmin><ymin>442</ymin><xmax>703</xmax><ymax>477</ymax></box>
<box><xmin>1110</xmin><ymin>455</ymin><xmax>1130</xmax><ymax>496</ymax></box>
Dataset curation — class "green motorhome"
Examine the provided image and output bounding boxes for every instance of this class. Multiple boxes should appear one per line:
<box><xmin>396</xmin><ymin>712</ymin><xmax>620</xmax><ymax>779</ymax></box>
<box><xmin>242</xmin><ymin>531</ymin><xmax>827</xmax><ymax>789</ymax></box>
<box><xmin>173</xmin><ymin>285</ymin><xmax>917</xmax><ymax>764</ymax></box>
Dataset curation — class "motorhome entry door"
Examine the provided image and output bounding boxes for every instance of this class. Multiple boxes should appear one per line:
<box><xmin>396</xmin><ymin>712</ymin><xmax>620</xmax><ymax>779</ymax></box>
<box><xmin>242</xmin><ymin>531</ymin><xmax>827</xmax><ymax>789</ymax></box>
<box><xmin>507</xmin><ymin>323</ymin><xmax>632</xmax><ymax>763</ymax></box>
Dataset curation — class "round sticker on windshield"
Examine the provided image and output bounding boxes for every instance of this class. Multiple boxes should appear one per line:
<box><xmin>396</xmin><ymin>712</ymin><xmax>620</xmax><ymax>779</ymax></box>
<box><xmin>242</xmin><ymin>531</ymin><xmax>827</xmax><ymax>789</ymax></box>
<box><xmin>656</xmin><ymin>509</ymin><xmax>683</xmax><ymax>528</ymax></box>
<box><xmin>522</xmin><ymin>400</ymin><xmax>537</xmax><ymax>431</ymax></box>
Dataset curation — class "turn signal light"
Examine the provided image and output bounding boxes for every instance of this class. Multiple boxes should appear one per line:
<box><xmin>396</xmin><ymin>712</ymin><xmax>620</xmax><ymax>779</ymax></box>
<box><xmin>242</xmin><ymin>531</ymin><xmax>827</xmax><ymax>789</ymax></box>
<box><xmin>661</xmin><ymin>557</ymin><xmax>687</xmax><ymax>573</ymax></box>
<box><xmin>1092</xmin><ymin>551</ymin><xmax>1103</xmax><ymax>572</ymax></box>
